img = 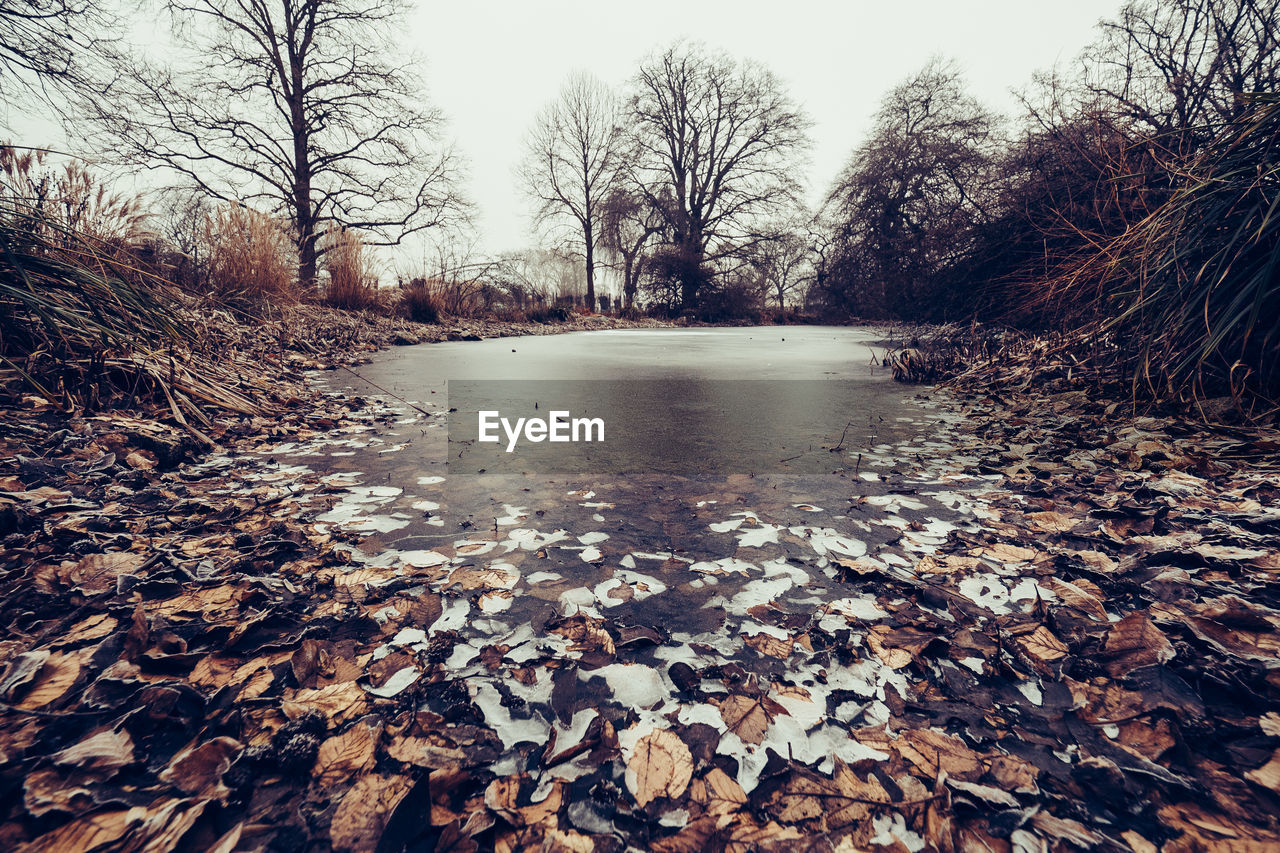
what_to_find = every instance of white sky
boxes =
[412,0,1126,255]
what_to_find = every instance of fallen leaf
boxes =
[1026,510,1077,533]
[743,631,794,659]
[330,774,414,852]
[975,542,1037,564]
[386,735,466,769]
[23,768,95,817]
[18,809,133,853]
[627,728,693,807]
[160,737,242,799]
[485,777,563,825]
[53,729,134,772]
[62,552,145,595]
[282,681,369,726]
[689,767,747,817]
[314,722,378,786]
[894,729,983,780]
[718,694,785,746]
[1101,613,1175,677]
[1017,625,1069,673]
[1246,748,1280,794]
[17,650,85,709]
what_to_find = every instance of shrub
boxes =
[1114,94,1280,404]
[695,283,761,323]
[1046,94,1280,407]
[526,304,572,323]
[400,281,440,323]
[201,203,295,308]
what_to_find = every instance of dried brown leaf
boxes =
[627,728,693,807]
[314,722,378,786]
[1017,625,1069,672]
[17,650,85,709]
[1246,748,1280,794]
[743,631,793,659]
[23,768,94,818]
[18,808,133,853]
[159,737,242,799]
[282,681,369,726]
[52,729,134,772]
[894,729,982,781]
[1101,613,1175,677]
[386,735,466,769]
[63,552,145,595]
[718,694,784,746]
[689,767,747,817]
[330,774,414,852]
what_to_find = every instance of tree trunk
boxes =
[583,223,596,310]
[679,236,702,311]
[680,274,698,312]
[289,54,317,291]
[623,254,636,308]
[297,216,317,291]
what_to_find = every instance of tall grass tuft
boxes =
[1113,95,1280,409]
[1033,96,1280,413]
[399,278,440,323]
[0,147,149,252]
[1,147,183,399]
[200,203,296,309]
[0,203,186,373]
[323,227,379,310]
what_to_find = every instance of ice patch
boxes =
[585,664,671,709]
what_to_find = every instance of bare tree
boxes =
[1085,0,1280,159]
[629,42,811,310]
[88,0,465,288]
[519,71,621,309]
[825,58,1000,318]
[600,185,664,309]
[754,226,809,310]
[0,0,115,113]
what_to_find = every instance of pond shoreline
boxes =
[2,315,1279,851]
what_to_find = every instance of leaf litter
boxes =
[3,337,1280,851]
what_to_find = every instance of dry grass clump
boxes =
[0,150,276,419]
[1,147,182,389]
[0,147,149,252]
[397,278,440,323]
[1034,95,1280,413]
[200,203,296,309]
[323,227,379,310]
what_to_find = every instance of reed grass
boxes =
[323,227,379,310]
[1028,95,1280,413]
[1113,95,1280,409]
[0,150,275,419]
[200,203,297,309]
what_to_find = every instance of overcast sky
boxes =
[4,0,1128,268]
[412,0,1126,255]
